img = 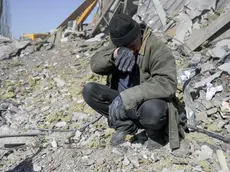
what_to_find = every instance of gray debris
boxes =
[33,164,42,172]
[174,13,193,43]
[197,145,213,160]
[202,100,214,110]
[86,33,105,43]
[207,107,218,116]
[219,62,230,74]
[200,62,215,73]
[208,39,230,58]
[189,52,201,66]
[196,111,208,122]
[185,0,217,19]
[54,77,66,87]
[55,121,67,128]
[194,71,223,88]
[224,125,230,133]
[129,155,139,168]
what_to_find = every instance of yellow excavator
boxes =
[21,33,49,41]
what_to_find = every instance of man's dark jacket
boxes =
[90,27,181,150]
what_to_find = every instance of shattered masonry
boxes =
[1,0,230,171]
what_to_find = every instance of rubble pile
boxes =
[0,0,230,171]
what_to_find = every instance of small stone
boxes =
[40,106,50,112]
[189,53,201,65]
[221,101,230,113]
[196,111,208,122]
[54,77,66,87]
[162,168,170,172]
[33,164,42,172]
[192,166,203,172]
[123,157,130,166]
[207,123,219,132]
[197,145,213,160]
[55,121,67,128]
[151,153,159,162]
[112,148,123,156]
[96,157,105,165]
[206,108,218,116]
[51,139,58,148]
[73,130,82,140]
[224,125,230,133]
[129,156,139,168]
[217,121,226,129]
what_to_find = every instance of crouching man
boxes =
[83,14,181,150]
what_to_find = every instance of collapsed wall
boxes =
[0,0,11,37]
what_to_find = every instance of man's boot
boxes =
[145,129,167,150]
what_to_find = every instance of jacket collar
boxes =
[139,27,152,56]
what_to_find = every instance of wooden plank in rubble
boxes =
[185,8,230,51]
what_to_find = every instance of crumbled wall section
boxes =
[136,0,230,31]
[137,0,186,30]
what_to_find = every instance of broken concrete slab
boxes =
[197,145,213,160]
[207,107,218,116]
[152,0,167,26]
[185,0,217,19]
[196,111,208,122]
[185,8,230,51]
[208,39,230,58]
[219,61,230,74]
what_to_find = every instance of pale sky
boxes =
[10,0,97,38]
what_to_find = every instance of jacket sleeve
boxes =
[120,42,177,110]
[90,42,116,75]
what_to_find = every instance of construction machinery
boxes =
[57,0,98,30]
[21,33,48,41]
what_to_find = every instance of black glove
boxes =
[109,96,127,123]
[115,47,135,73]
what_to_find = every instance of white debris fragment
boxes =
[206,83,223,100]
[54,77,66,87]
[86,33,105,43]
[55,121,67,128]
[73,130,82,140]
[33,164,42,172]
[219,62,230,74]
[123,156,130,166]
[197,145,213,160]
[174,13,192,43]
[61,37,68,42]
[51,139,58,148]
[221,101,230,113]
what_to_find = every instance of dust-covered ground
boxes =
[0,37,230,172]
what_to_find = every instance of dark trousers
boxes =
[82,82,168,137]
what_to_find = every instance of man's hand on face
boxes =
[113,47,135,73]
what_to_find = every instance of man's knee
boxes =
[82,82,97,105]
[138,99,168,130]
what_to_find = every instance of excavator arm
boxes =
[57,0,98,29]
